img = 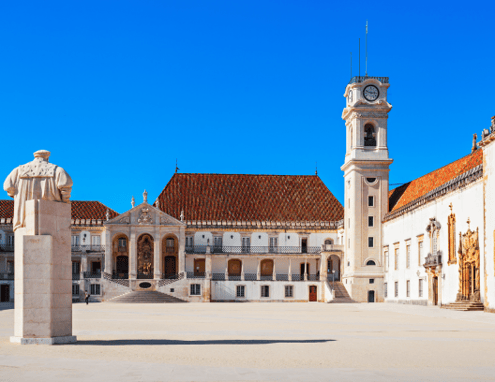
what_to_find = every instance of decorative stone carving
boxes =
[3,150,73,231]
[137,234,153,277]
[355,112,389,119]
[138,207,153,225]
[131,196,135,208]
[118,216,130,224]
[447,204,457,265]
[143,189,148,203]
[456,219,480,302]
[160,216,176,225]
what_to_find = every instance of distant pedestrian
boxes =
[85,291,90,305]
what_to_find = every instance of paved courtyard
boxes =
[1,302,495,381]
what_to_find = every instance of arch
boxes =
[364,123,377,147]
[327,254,341,281]
[137,233,154,279]
[112,233,129,277]
[228,259,242,276]
[366,259,376,266]
[260,259,274,276]
[324,239,333,245]
[162,234,179,278]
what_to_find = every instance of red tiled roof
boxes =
[389,149,483,213]
[0,200,118,221]
[155,173,344,222]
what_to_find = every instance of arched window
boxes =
[364,124,376,147]
[166,238,175,253]
[324,239,333,245]
[366,260,376,266]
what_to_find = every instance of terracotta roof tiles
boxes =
[156,173,344,222]
[388,149,483,213]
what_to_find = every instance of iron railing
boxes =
[72,273,81,281]
[0,245,14,252]
[112,272,129,280]
[162,273,181,280]
[185,245,321,255]
[204,273,321,282]
[0,273,14,280]
[348,76,389,84]
[187,272,206,279]
[83,271,101,279]
[71,245,107,253]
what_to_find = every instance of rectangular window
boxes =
[71,235,80,246]
[236,285,245,298]
[285,285,293,298]
[7,261,14,274]
[419,279,424,297]
[72,284,80,296]
[261,285,270,298]
[269,237,278,253]
[7,235,14,246]
[385,250,389,270]
[395,248,399,270]
[242,237,251,253]
[384,282,388,298]
[90,284,101,295]
[369,279,375,284]
[190,284,201,296]
[368,216,374,227]
[394,281,398,297]
[406,280,410,297]
[91,235,101,246]
[72,262,80,274]
[118,238,127,248]
[214,237,222,249]
[418,241,423,265]
[406,244,411,269]
[185,237,193,249]
[368,196,374,207]
[368,237,374,248]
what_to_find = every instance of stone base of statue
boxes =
[10,199,76,345]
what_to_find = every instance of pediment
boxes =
[105,202,185,227]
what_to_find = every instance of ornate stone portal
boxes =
[447,204,457,265]
[456,219,480,302]
[137,234,154,278]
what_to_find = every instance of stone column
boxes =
[12,200,76,344]
[256,258,261,281]
[104,231,112,276]
[154,234,162,280]
[304,257,308,281]
[178,227,186,275]
[320,255,327,281]
[129,233,137,279]
[272,260,276,281]
[240,260,244,281]
[205,254,212,280]
[224,256,228,280]
[288,258,292,281]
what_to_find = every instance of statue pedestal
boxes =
[10,199,76,345]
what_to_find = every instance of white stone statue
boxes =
[3,150,73,231]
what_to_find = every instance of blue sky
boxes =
[1,1,494,213]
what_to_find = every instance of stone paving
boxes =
[1,302,495,381]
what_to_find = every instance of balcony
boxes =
[83,271,101,279]
[185,246,321,255]
[424,252,442,268]
[72,273,81,281]
[321,244,345,252]
[348,76,389,84]
[0,245,14,253]
[71,245,107,253]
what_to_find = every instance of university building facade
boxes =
[1,75,495,310]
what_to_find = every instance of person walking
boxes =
[85,291,90,305]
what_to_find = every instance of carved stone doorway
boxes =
[137,234,154,279]
[457,225,480,302]
[164,256,177,278]
[116,255,129,277]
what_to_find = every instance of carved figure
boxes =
[3,150,73,231]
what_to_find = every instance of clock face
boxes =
[363,85,379,101]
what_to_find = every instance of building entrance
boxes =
[368,290,375,303]
[309,286,317,302]
[1,284,10,302]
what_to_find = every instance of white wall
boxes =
[383,180,483,305]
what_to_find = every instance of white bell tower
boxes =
[341,76,393,302]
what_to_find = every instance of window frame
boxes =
[285,285,294,298]
[190,283,201,296]
[406,280,410,298]
[236,285,246,298]
[368,237,374,248]
[368,216,374,227]
[90,284,101,296]
[261,285,270,298]
[368,196,375,207]
[394,281,399,298]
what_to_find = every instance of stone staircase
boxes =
[108,290,187,304]
[329,281,357,303]
[441,301,484,311]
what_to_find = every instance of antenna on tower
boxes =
[315,161,318,176]
[175,159,179,173]
[358,38,361,77]
[365,20,368,76]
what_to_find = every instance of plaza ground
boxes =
[1,302,495,381]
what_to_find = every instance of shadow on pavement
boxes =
[74,339,335,346]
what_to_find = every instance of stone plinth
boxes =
[10,199,76,345]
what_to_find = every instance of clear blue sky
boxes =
[1,1,494,214]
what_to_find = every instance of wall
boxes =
[383,179,483,305]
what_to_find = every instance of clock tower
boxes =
[341,76,393,302]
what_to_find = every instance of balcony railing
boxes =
[71,245,107,253]
[348,76,389,84]
[321,244,345,252]
[201,273,321,282]
[0,245,14,252]
[72,273,81,281]
[83,271,101,279]
[112,272,129,280]
[185,245,321,255]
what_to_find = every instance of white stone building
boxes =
[1,75,495,310]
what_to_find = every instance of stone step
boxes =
[109,291,187,303]
[441,302,484,311]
